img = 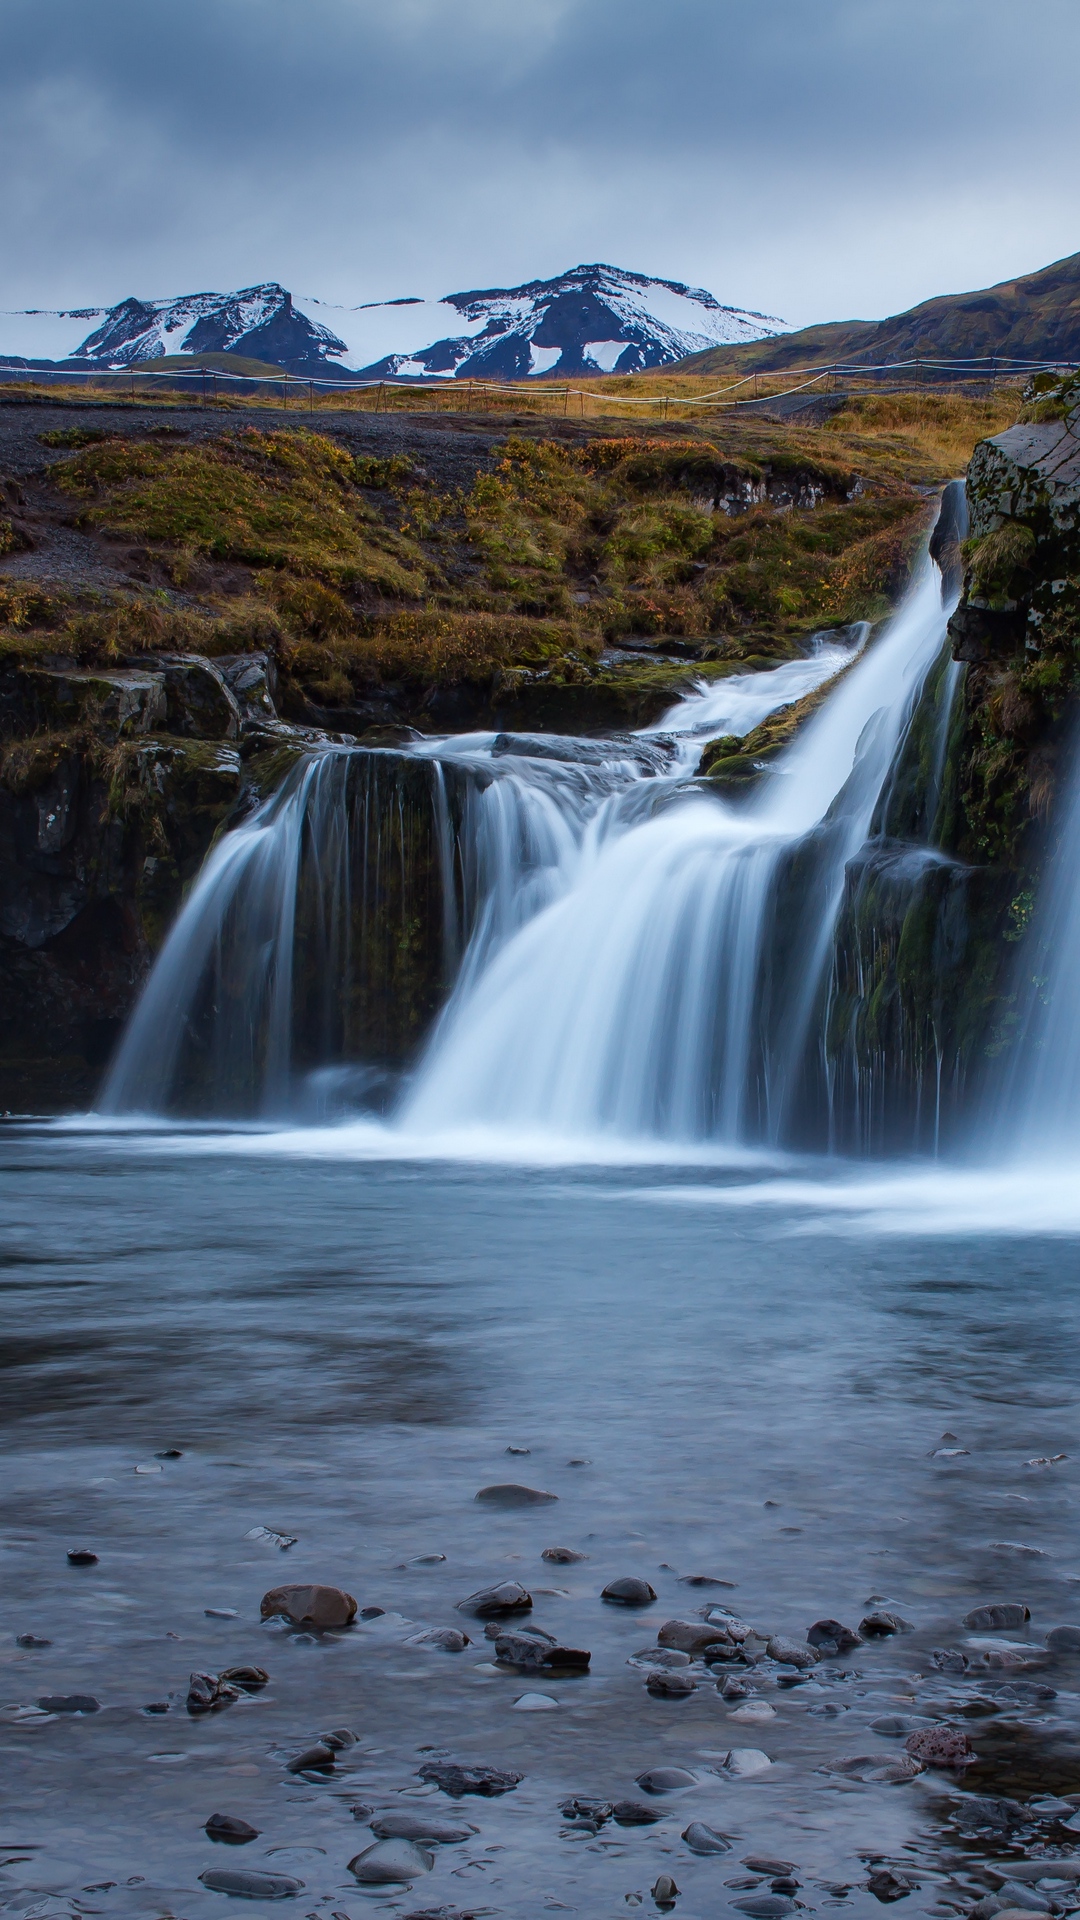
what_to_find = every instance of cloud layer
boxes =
[3,0,1079,328]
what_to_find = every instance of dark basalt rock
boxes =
[16,1634,51,1647]
[66,1548,98,1565]
[859,1608,914,1636]
[457,1581,532,1618]
[612,1799,663,1825]
[494,1629,589,1672]
[200,1868,303,1898]
[601,1576,656,1605]
[205,1812,260,1843]
[560,1797,613,1830]
[37,1693,99,1713]
[219,1664,268,1691]
[646,1669,696,1697]
[287,1742,337,1773]
[370,1812,477,1843]
[807,1617,861,1654]
[475,1482,557,1506]
[867,1869,915,1903]
[542,1546,587,1563]
[963,1602,1030,1630]
[187,1670,240,1714]
[418,1761,523,1798]
[1046,1624,1080,1651]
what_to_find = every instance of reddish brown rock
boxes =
[260,1583,357,1628]
[905,1724,972,1766]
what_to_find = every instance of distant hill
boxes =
[0,266,786,382]
[675,250,1080,378]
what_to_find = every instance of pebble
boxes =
[729,1701,776,1723]
[734,1898,795,1918]
[260,1582,357,1628]
[286,1742,336,1773]
[1045,1625,1080,1651]
[807,1618,861,1654]
[722,1748,773,1777]
[744,1857,796,1875]
[612,1799,663,1824]
[187,1671,240,1714]
[457,1582,533,1617]
[865,1871,914,1904]
[370,1812,477,1843]
[418,1761,523,1797]
[513,1691,559,1709]
[560,1797,612,1829]
[407,1628,472,1652]
[205,1813,260,1843]
[349,1839,435,1884]
[859,1608,913,1636]
[204,1608,239,1619]
[635,1767,697,1793]
[542,1547,587,1563]
[36,1694,99,1713]
[219,1664,269,1691]
[475,1483,557,1506]
[652,1876,679,1909]
[134,1462,163,1474]
[601,1577,656,1605]
[494,1630,590,1671]
[683,1822,732,1854]
[646,1670,696,1697]
[155,1449,183,1459]
[16,1634,51,1648]
[506,1445,531,1454]
[963,1603,1030,1631]
[658,1619,727,1654]
[629,1647,692,1670]
[905,1724,972,1766]
[66,1548,98,1566]
[766,1635,817,1668]
[319,1727,358,1750]
[720,1676,750,1700]
[199,1868,302,1897]
[679,1574,737,1588]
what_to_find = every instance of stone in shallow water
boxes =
[37,1694,99,1713]
[723,1748,773,1777]
[66,1547,98,1566]
[683,1822,732,1854]
[652,1877,679,1909]
[646,1670,696,1697]
[560,1797,612,1827]
[418,1761,524,1797]
[199,1868,302,1898]
[860,1608,913,1636]
[735,1899,796,1919]
[542,1546,587,1563]
[905,1724,972,1766]
[743,1856,796,1875]
[659,1618,727,1654]
[286,1742,336,1773]
[371,1811,477,1843]
[1045,1624,1080,1651]
[457,1581,532,1618]
[16,1634,51,1648]
[205,1812,260,1843]
[613,1799,663,1824]
[475,1483,557,1506]
[636,1766,697,1793]
[866,1869,915,1904]
[807,1617,861,1654]
[350,1838,435,1884]
[766,1635,817,1668]
[963,1602,1030,1631]
[513,1691,558,1709]
[679,1573,737,1587]
[260,1582,356,1628]
[408,1627,472,1651]
[602,1576,656,1605]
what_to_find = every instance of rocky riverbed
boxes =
[3,1134,1080,1918]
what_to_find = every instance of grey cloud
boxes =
[2,0,1079,327]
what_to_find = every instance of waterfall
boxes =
[402,562,952,1146]
[1003,735,1080,1154]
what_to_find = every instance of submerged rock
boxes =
[205,1812,260,1843]
[683,1822,732,1854]
[1046,1624,1080,1651]
[601,1576,656,1605]
[457,1582,532,1618]
[658,1618,726,1654]
[66,1548,98,1566]
[350,1839,435,1885]
[199,1868,302,1898]
[647,1670,696,1697]
[905,1724,973,1766]
[860,1608,913,1636]
[407,1627,471,1651]
[260,1583,357,1628]
[963,1603,1030,1630]
[287,1742,336,1773]
[542,1546,587,1563]
[613,1799,663,1824]
[807,1618,861,1654]
[418,1761,523,1797]
[475,1483,557,1506]
[36,1694,98,1714]
[370,1812,477,1843]
[635,1767,697,1793]
[766,1634,817,1667]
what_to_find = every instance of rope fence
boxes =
[0,352,1075,417]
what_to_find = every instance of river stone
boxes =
[730,1700,776,1723]
[871,1715,936,1737]
[319,1727,358,1751]
[647,1670,696,1697]
[963,1603,1030,1631]
[36,1693,99,1713]
[543,1547,587,1563]
[860,1608,914,1636]
[515,1691,559,1709]
[807,1618,861,1654]
[560,1797,613,1827]
[602,1576,656,1605]
[287,1742,336,1773]
[744,1856,796,1874]
[652,1877,679,1908]
[906,1724,972,1766]
[17,1634,51,1648]
[219,1664,269,1691]
[636,1767,697,1793]
[457,1582,532,1618]
[418,1761,524,1797]
[679,1574,737,1588]
[188,1671,240,1713]
[350,1839,434,1885]
[629,1646,693,1670]
[683,1822,732,1854]
[494,1630,589,1671]
[993,1886,1054,1913]
[735,1900,795,1919]
[723,1748,773,1776]
[658,1618,727,1654]
[371,1812,477,1843]
[866,1869,915,1904]
[205,1813,260,1842]
[260,1583,357,1628]
[66,1548,98,1565]
[766,1635,817,1668]
[475,1483,557,1506]
[1045,1624,1080,1651]
[408,1628,472,1651]
[199,1868,302,1898]
[613,1801,662,1824]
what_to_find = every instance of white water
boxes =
[403,565,949,1144]
[1007,735,1080,1153]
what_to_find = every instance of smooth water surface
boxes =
[3,1129,1080,1918]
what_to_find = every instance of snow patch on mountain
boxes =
[0,264,786,379]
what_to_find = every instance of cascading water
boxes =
[98,545,960,1148]
[403,564,952,1145]
[1001,734,1080,1154]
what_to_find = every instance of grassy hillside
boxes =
[676,249,1080,378]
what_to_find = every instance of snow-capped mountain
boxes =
[0,265,786,379]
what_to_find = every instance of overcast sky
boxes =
[3,0,1079,330]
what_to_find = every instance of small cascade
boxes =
[1003,736,1080,1154]
[98,749,478,1118]
[403,563,953,1146]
